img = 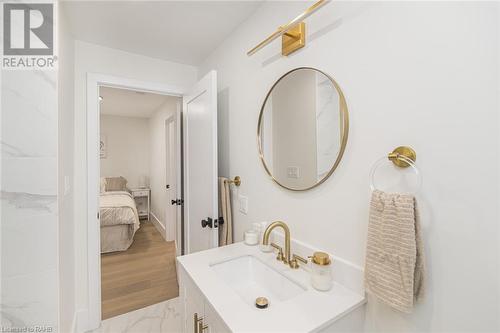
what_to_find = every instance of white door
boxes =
[164,102,183,255]
[164,115,177,242]
[183,70,218,254]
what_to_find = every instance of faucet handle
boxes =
[270,243,284,262]
[290,254,308,269]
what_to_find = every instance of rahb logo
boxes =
[2,3,57,69]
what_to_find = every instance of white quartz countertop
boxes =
[177,242,366,332]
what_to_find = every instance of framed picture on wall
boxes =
[100,134,107,159]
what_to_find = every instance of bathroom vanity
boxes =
[177,240,366,332]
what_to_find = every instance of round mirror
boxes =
[257,67,349,191]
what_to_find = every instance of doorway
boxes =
[98,85,182,319]
[86,72,219,330]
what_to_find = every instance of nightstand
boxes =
[130,188,150,221]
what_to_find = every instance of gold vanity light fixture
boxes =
[247,0,329,57]
[388,146,417,168]
[224,176,241,187]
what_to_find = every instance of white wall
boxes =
[1,30,59,333]
[149,99,180,231]
[100,115,150,189]
[58,4,76,333]
[73,40,197,329]
[199,1,499,332]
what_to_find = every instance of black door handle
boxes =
[171,199,184,205]
[201,217,213,228]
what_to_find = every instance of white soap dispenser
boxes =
[310,252,333,291]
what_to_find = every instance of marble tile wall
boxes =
[1,69,59,330]
[91,298,182,333]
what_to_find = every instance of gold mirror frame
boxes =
[257,67,349,192]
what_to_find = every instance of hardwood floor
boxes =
[101,221,179,319]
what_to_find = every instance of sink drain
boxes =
[255,297,269,309]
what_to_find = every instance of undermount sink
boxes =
[210,255,306,307]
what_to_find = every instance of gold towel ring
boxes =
[388,146,417,168]
[370,146,421,194]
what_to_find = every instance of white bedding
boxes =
[99,191,140,253]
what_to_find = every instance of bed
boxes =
[100,177,140,253]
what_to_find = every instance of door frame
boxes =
[86,73,184,331]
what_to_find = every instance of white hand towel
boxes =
[364,190,425,313]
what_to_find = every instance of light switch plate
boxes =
[238,195,248,215]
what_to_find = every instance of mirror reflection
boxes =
[258,68,348,191]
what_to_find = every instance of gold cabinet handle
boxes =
[194,313,203,333]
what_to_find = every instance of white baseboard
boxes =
[75,309,90,333]
[150,212,167,241]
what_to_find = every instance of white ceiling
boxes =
[62,1,263,65]
[99,86,178,118]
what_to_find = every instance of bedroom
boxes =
[98,86,182,319]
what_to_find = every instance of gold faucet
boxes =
[262,221,291,265]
